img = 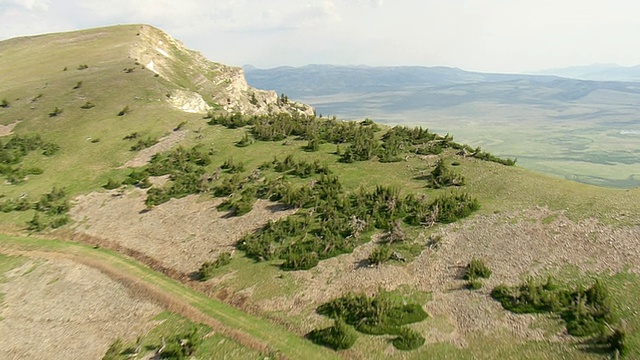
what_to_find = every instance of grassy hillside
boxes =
[1,25,639,359]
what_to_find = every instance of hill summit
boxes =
[0,24,313,117]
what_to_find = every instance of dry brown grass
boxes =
[0,121,20,136]
[69,189,295,274]
[0,257,161,360]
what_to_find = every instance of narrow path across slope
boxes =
[0,234,340,360]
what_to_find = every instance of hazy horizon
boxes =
[1,0,639,74]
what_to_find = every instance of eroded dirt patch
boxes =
[0,258,161,360]
[0,121,20,137]
[70,189,295,274]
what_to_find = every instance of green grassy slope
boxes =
[0,25,199,198]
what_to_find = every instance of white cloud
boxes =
[0,0,639,72]
[1,0,51,11]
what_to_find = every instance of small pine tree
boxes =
[27,212,45,231]
[49,107,63,117]
[117,105,130,116]
[464,258,492,280]
[308,319,358,350]
[368,245,392,265]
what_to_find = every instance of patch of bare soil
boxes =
[70,189,295,274]
[118,130,186,168]
[0,121,20,136]
[0,258,161,360]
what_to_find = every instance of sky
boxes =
[1,0,639,73]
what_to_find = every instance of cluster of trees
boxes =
[261,155,331,178]
[110,114,484,273]
[309,291,427,351]
[239,171,479,270]
[206,112,516,166]
[106,146,213,207]
[0,187,70,231]
[0,134,58,184]
[492,278,626,356]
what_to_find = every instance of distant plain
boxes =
[246,65,640,188]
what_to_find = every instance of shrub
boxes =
[27,212,45,231]
[281,252,319,270]
[103,178,121,190]
[368,245,392,265]
[235,132,253,147]
[317,291,428,335]
[304,138,319,152]
[73,81,83,89]
[308,319,358,350]
[221,158,244,173]
[77,64,88,70]
[162,327,201,359]
[607,325,627,356]
[102,338,124,360]
[492,278,616,340]
[145,188,170,208]
[117,105,130,116]
[41,143,60,156]
[427,158,465,188]
[80,101,95,109]
[0,98,8,108]
[466,279,483,290]
[123,132,139,140]
[464,258,492,280]
[198,252,232,280]
[392,326,425,351]
[49,214,69,228]
[130,137,158,151]
[49,107,63,117]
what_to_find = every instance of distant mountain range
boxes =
[244,64,640,188]
[244,64,640,116]
[533,64,640,82]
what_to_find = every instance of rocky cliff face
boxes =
[129,25,314,116]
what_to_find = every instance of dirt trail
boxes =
[0,245,278,359]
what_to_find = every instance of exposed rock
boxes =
[129,25,314,117]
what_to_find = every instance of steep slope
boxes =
[130,25,313,116]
